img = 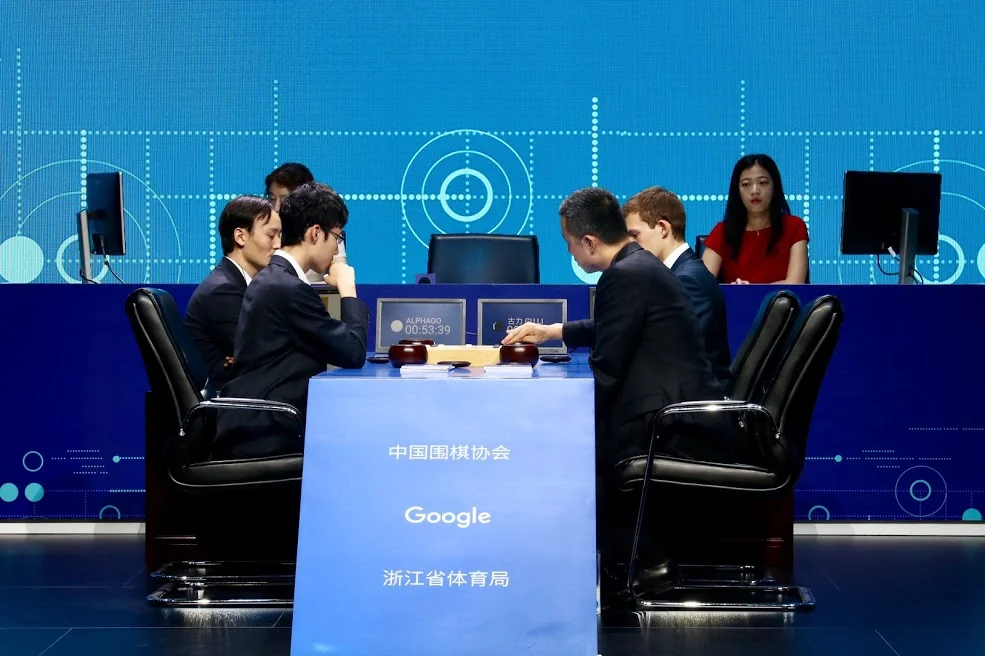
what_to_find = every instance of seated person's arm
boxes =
[561,319,595,349]
[500,318,594,349]
[701,223,726,281]
[773,240,808,284]
[677,274,711,332]
[292,264,368,368]
[202,283,246,377]
[586,268,644,402]
[701,248,723,279]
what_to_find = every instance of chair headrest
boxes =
[427,234,540,284]
[762,294,844,475]
[730,290,801,401]
[125,287,210,411]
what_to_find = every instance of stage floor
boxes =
[0,534,981,655]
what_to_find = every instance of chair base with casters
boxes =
[146,489,301,606]
[146,496,301,606]
[676,564,777,586]
[614,527,811,612]
[150,560,296,583]
[147,560,297,607]
[147,581,296,607]
[631,581,815,612]
[621,401,815,613]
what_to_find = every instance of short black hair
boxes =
[279,182,349,247]
[217,195,273,255]
[558,187,627,245]
[265,163,314,193]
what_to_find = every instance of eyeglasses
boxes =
[330,229,346,244]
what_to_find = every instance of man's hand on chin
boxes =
[323,261,357,298]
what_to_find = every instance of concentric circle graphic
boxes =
[571,255,602,284]
[931,233,965,285]
[0,158,182,283]
[440,168,494,222]
[895,465,947,517]
[22,451,43,473]
[401,130,533,248]
[893,158,984,284]
[99,505,121,519]
[807,505,831,521]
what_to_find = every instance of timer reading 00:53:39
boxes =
[403,324,452,335]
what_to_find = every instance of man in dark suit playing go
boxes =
[215,183,369,458]
[185,195,282,390]
[502,187,729,599]
[624,186,734,394]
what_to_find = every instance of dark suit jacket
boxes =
[214,255,369,458]
[563,242,730,470]
[184,257,247,390]
[670,247,734,394]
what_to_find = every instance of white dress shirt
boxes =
[224,256,253,285]
[273,249,311,284]
[662,242,691,270]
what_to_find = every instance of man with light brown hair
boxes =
[624,186,733,392]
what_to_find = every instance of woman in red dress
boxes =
[701,154,809,284]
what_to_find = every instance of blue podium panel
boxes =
[477,298,568,353]
[292,366,598,656]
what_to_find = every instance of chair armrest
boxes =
[652,399,778,439]
[179,397,304,438]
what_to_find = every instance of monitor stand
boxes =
[897,208,919,285]
[77,210,94,283]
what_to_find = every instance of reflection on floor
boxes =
[0,534,982,655]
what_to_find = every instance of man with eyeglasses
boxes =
[214,182,369,458]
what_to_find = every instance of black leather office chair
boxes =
[427,234,540,283]
[728,290,800,401]
[126,288,303,606]
[617,295,843,611]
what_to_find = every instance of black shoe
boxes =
[634,558,675,596]
[608,551,677,599]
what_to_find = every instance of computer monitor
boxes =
[841,171,941,284]
[78,172,126,283]
[84,172,126,256]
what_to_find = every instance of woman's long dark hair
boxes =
[722,154,790,259]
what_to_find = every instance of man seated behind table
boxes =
[623,186,734,393]
[184,195,281,390]
[265,162,347,282]
[214,183,369,458]
[502,187,731,596]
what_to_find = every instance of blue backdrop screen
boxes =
[1,1,984,286]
